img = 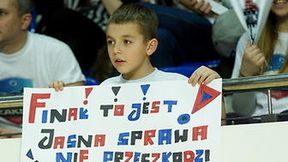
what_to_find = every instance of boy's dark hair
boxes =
[13,0,33,15]
[108,3,158,41]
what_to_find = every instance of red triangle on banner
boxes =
[192,84,221,114]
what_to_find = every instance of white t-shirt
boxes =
[0,32,85,130]
[101,68,188,85]
[232,32,288,116]
[0,32,85,94]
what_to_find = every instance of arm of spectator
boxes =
[188,66,220,86]
[0,128,21,139]
[101,0,123,15]
[239,42,266,77]
[178,0,212,16]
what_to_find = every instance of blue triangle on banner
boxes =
[201,92,212,103]
[141,84,150,96]
[26,149,34,160]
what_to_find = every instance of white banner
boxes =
[21,80,222,162]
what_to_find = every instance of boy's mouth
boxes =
[273,0,288,5]
[115,59,125,63]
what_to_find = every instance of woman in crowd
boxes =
[231,0,288,120]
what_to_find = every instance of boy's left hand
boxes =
[49,81,65,91]
[188,66,220,86]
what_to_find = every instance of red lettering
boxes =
[29,93,51,123]
[114,105,124,116]
[193,125,208,141]
[184,151,195,162]
[144,130,156,146]
[151,153,160,162]
[79,150,89,162]
[125,152,133,162]
[53,136,65,149]
[150,101,160,113]
[68,108,78,121]
[94,135,106,147]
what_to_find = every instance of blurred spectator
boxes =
[143,2,219,67]
[33,0,107,72]
[231,1,288,119]
[164,0,245,58]
[0,0,85,136]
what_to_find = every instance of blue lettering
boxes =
[118,132,129,145]
[67,134,77,148]
[103,151,113,162]
[163,100,177,112]
[162,152,172,162]
[128,103,141,121]
[158,129,172,145]
[56,152,72,162]
[42,110,48,123]
[79,108,89,119]
[195,150,204,162]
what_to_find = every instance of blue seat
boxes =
[85,77,99,85]
[29,7,37,32]
[83,59,221,85]
[160,59,221,77]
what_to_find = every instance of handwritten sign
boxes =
[21,80,222,162]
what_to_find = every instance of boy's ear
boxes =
[146,38,158,56]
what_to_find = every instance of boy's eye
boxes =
[124,40,132,44]
[0,11,7,17]
[107,40,114,45]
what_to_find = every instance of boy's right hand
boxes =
[49,81,65,92]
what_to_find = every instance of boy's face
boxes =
[106,22,156,79]
[0,0,31,52]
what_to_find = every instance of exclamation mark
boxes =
[83,87,93,105]
[26,149,34,160]
[112,86,121,102]
[141,84,150,101]
[26,149,39,162]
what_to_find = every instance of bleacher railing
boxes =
[223,74,288,118]
[223,74,288,94]
[0,95,23,109]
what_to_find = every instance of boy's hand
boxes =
[188,66,220,86]
[49,81,65,91]
[239,42,266,77]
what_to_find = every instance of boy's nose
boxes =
[113,43,121,54]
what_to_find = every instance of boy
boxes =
[51,3,225,124]
[101,3,220,85]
